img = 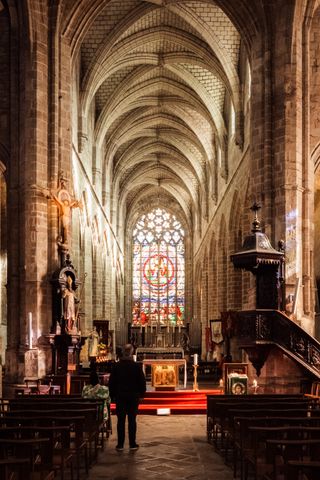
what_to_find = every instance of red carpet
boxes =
[111,389,220,415]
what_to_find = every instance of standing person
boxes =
[108,344,146,452]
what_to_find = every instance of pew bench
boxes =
[0,437,55,480]
[243,426,320,480]
[263,438,320,480]
[207,394,307,444]
[0,458,31,480]
[286,460,320,480]
[0,414,88,480]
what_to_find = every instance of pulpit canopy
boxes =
[230,203,284,271]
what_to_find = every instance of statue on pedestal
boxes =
[88,327,100,358]
[51,257,80,334]
[62,274,79,333]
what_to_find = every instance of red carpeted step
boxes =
[141,396,207,403]
[110,389,220,415]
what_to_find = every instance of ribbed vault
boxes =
[71,0,246,235]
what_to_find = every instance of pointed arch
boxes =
[218,216,228,314]
[228,190,243,309]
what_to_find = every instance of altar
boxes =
[142,359,187,390]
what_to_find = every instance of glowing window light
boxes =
[132,208,185,327]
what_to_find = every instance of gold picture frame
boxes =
[152,364,178,389]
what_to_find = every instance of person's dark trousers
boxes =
[116,397,139,447]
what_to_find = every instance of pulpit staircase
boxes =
[235,309,320,380]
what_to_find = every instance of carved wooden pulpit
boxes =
[230,204,285,375]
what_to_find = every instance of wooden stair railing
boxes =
[235,310,320,379]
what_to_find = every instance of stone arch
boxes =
[200,251,209,359]
[228,190,243,310]
[218,215,228,314]
[193,259,202,348]
[208,232,218,320]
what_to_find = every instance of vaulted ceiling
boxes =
[75,0,244,234]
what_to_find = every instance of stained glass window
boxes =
[132,208,185,326]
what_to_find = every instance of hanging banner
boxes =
[210,320,224,345]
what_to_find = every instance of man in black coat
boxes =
[109,344,146,451]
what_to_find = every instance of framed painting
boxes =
[210,319,224,344]
[222,363,248,394]
[152,364,178,389]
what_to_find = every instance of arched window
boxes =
[132,208,185,326]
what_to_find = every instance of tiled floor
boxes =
[88,414,233,480]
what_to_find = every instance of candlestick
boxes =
[219,378,224,393]
[193,364,199,392]
[252,379,258,394]
[28,312,33,349]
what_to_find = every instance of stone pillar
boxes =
[6,4,52,380]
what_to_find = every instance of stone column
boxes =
[6,4,51,382]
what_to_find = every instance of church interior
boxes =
[0,0,320,480]
[1,0,320,477]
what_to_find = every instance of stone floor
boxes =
[88,414,233,480]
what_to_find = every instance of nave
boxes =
[88,415,233,480]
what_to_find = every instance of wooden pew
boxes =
[0,458,31,480]
[0,414,87,480]
[19,425,75,480]
[287,460,320,480]
[6,403,101,465]
[216,403,313,457]
[206,394,307,443]
[263,438,320,480]
[9,397,109,449]
[244,426,320,480]
[0,437,54,480]
[233,417,320,480]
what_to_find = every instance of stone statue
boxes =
[88,326,100,357]
[62,275,78,333]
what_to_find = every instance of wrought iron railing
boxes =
[235,309,320,378]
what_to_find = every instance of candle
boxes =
[133,355,137,362]
[28,312,32,349]
[253,379,257,388]
[194,354,198,365]
[219,378,224,388]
